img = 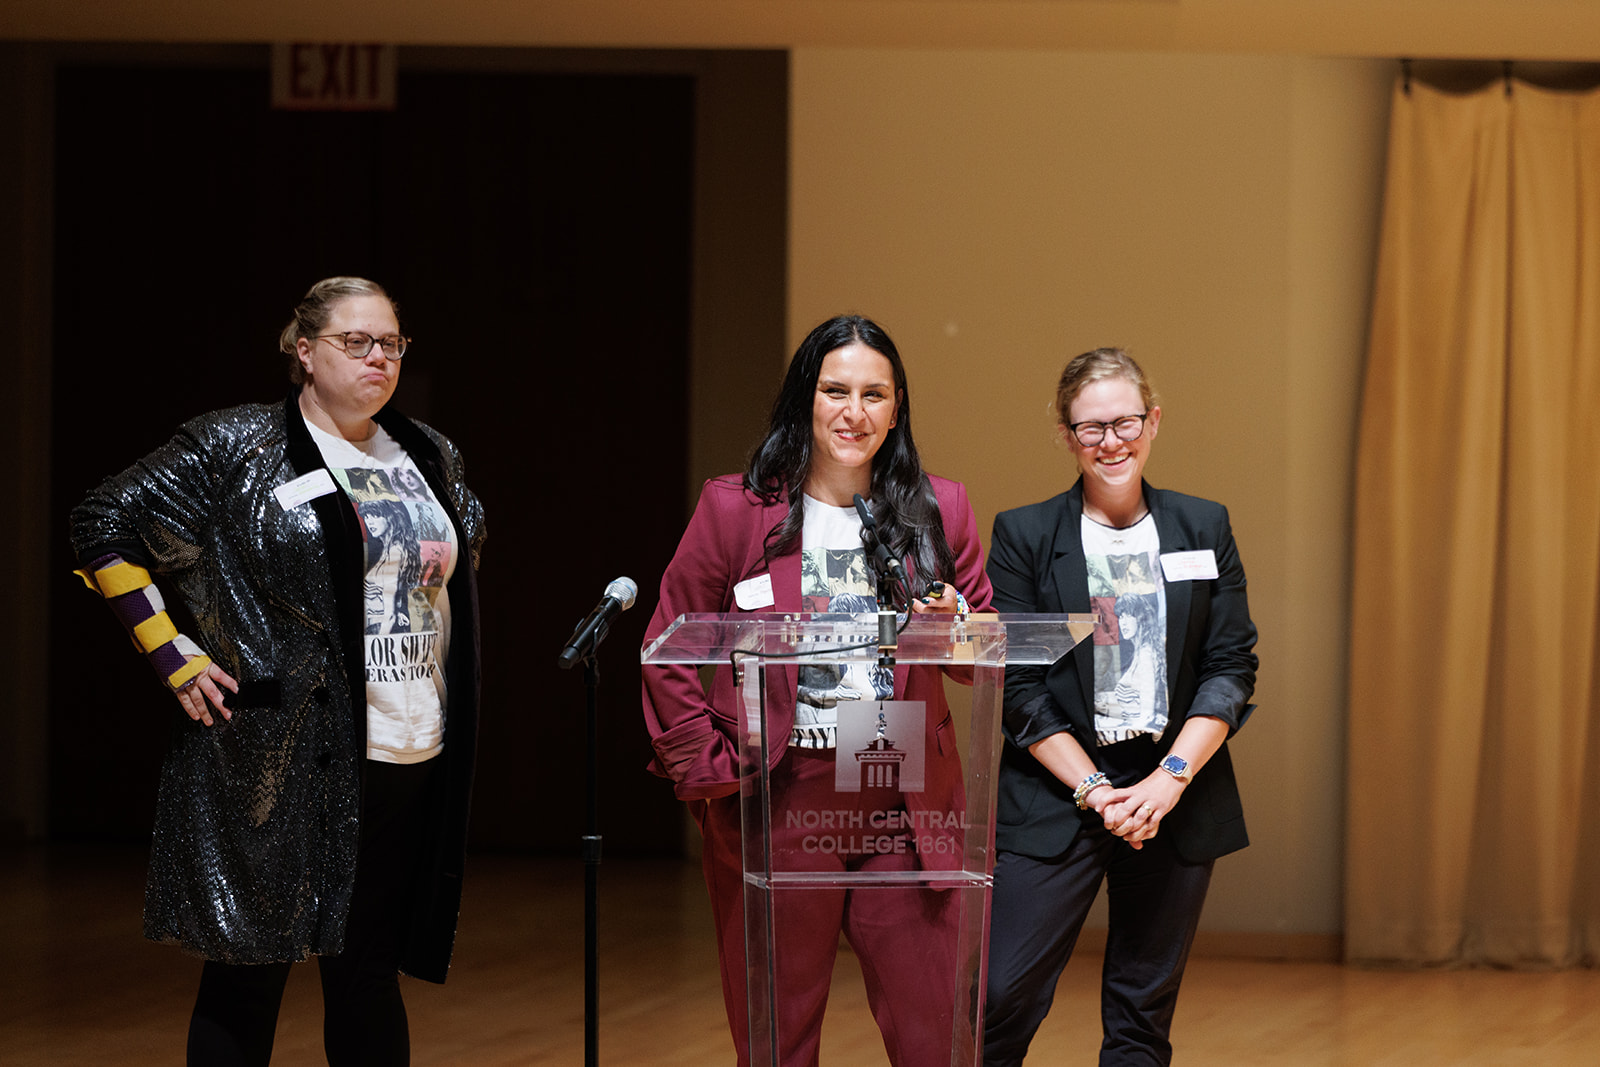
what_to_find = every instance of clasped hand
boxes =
[1089,773,1187,850]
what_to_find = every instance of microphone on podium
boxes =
[852,494,910,592]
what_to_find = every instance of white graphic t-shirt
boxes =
[792,495,894,749]
[1082,513,1169,745]
[307,420,459,764]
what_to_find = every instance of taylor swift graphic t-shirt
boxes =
[307,420,459,764]
[1081,513,1169,745]
[792,494,895,749]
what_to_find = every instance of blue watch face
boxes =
[1162,754,1188,775]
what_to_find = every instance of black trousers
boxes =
[983,737,1214,1067]
[187,758,436,1067]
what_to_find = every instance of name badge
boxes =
[1160,550,1218,582]
[734,573,775,610]
[274,469,338,511]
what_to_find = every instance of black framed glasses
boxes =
[316,331,409,361]
[1067,412,1148,447]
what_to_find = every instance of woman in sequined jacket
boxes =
[71,277,485,1066]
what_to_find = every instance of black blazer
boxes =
[987,480,1258,863]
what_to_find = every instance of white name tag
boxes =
[274,468,338,511]
[734,573,775,610]
[1160,550,1218,582]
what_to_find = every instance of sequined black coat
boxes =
[70,391,485,983]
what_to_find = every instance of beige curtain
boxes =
[1347,78,1600,966]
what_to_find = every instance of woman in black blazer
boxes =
[982,348,1258,1066]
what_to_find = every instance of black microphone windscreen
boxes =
[852,493,877,533]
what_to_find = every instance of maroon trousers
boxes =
[695,747,958,1067]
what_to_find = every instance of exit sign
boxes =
[270,43,397,111]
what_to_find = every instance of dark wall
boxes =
[46,52,778,856]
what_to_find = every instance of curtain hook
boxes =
[1401,57,1412,96]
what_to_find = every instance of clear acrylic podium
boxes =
[642,612,1093,1066]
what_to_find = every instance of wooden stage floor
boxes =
[5,843,1598,1065]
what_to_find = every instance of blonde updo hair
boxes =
[1053,347,1157,426]
[278,276,397,385]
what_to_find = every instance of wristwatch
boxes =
[1159,753,1191,783]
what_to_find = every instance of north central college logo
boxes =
[789,698,968,860]
[833,701,926,793]
[856,726,906,791]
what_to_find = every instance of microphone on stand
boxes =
[853,494,907,652]
[557,577,638,669]
[852,493,910,593]
[558,577,638,1067]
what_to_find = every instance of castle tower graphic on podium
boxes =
[855,711,907,792]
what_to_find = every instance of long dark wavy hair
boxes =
[744,314,957,591]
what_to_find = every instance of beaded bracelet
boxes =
[1073,771,1111,810]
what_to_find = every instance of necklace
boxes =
[1090,508,1149,546]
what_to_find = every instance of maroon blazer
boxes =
[641,473,994,827]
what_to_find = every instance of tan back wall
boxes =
[788,50,1392,941]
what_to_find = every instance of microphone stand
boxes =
[558,579,634,1067]
[570,632,606,1067]
[582,654,602,1067]
[872,552,907,670]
